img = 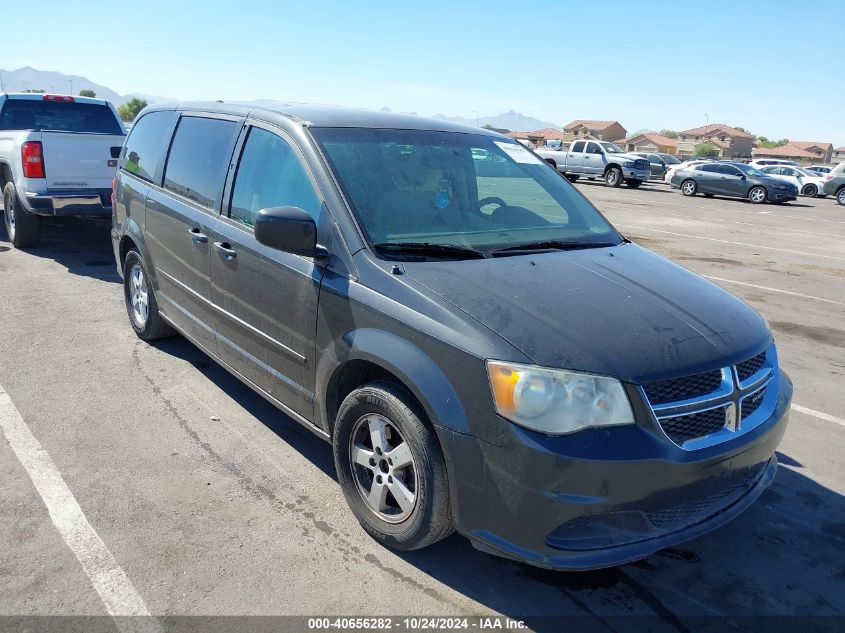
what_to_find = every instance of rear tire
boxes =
[333,380,453,551]
[123,249,176,340]
[605,167,622,187]
[3,183,41,248]
[748,186,767,204]
[837,188,845,206]
[681,180,697,196]
[566,175,579,183]
[801,184,818,197]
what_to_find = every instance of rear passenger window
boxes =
[120,111,178,183]
[571,141,585,153]
[163,116,239,209]
[229,126,321,229]
[718,165,742,176]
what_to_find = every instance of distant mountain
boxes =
[0,67,168,105]
[432,110,560,132]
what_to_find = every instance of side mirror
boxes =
[254,206,328,258]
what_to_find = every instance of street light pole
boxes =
[705,113,709,128]
[473,110,479,127]
[0,69,5,92]
[68,79,73,95]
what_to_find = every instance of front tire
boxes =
[801,184,818,197]
[123,249,176,340]
[681,180,697,196]
[605,167,622,187]
[333,380,453,551]
[748,186,767,204]
[3,183,41,248]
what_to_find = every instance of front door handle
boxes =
[189,228,208,244]
[214,241,237,260]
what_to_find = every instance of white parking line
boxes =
[792,404,845,428]
[616,224,845,262]
[0,385,159,632]
[702,275,845,306]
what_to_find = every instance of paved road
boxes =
[1,185,843,632]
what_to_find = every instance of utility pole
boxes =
[68,79,73,94]
[705,113,709,128]
[473,110,479,127]
[0,69,5,92]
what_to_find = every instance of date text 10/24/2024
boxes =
[307,617,528,630]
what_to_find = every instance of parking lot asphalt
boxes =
[1,184,843,631]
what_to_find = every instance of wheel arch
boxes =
[318,329,470,439]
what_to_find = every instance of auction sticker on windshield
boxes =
[494,141,544,165]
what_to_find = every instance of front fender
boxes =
[316,327,470,436]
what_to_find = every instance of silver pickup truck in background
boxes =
[535,139,652,188]
[0,93,125,247]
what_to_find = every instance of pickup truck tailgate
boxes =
[42,132,124,190]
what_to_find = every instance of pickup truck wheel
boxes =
[681,180,697,196]
[566,175,579,183]
[123,249,176,340]
[3,183,41,248]
[837,188,845,206]
[334,380,453,551]
[625,179,642,188]
[748,186,767,204]
[605,167,622,187]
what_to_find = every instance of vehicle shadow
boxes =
[135,332,845,630]
[0,216,119,283]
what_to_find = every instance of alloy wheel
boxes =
[129,263,149,328]
[838,189,845,206]
[4,197,15,241]
[682,181,696,196]
[349,413,418,524]
[750,187,766,203]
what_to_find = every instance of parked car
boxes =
[112,102,791,571]
[656,153,681,165]
[822,161,845,205]
[632,152,668,179]
[748,158,799,168]
[0,92,125,247]
[534,140,651,187]
[663,159,714,183]
[671,161,799,203]
[759,165,828,197]
[806,164,832,175]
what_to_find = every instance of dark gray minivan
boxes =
[111,103,792,570]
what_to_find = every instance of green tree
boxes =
[78,89,96,98]
[694,142,720,158]
[660,129,679,139]
[757,137,789,149]
[117,98,148,122]
[23,89,46,93]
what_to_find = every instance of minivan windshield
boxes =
[0,99,124,135]
[312,128,621,256]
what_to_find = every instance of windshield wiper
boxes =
[372,242,487,260]
[490,240,618,256]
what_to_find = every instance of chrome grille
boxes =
[659,407,727,445]
[643,370,722,405]
[741,387,766,420]
[634,159,649,170]
[641,347,776,449]
[737,351,766,382]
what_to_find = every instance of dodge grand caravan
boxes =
[111,103,792,570]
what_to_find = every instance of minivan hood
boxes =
[403,244,771,383]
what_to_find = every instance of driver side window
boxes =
[586,142,602,155]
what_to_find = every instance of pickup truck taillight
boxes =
[21,142,45,178]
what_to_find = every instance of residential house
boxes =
[787,142,833,164]
[677,124,755,158]
[563,120,627,142]
[752,144,819,164]
[506,127,565,147]
[831,147,845,166]
[619,132,678,155]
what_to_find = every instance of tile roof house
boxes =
[787,142,833,164]
[752,144,818,161]
[831,147,845,166]
[563,120,627,142]
[506,127,565,147]
[620,132,679,154]
[677,124,755,158]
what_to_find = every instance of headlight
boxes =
[487,361,635,435]
[622,161,634,168]
[773,184,786,190]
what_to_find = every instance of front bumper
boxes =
[625,168,651,182]
[24,189,112,216]
[769,190,798,202]
[439,369,792,571]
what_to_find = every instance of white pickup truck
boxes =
[0,93,125,247]
[534,139,651,188]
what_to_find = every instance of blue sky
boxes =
[2,0,843,145]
